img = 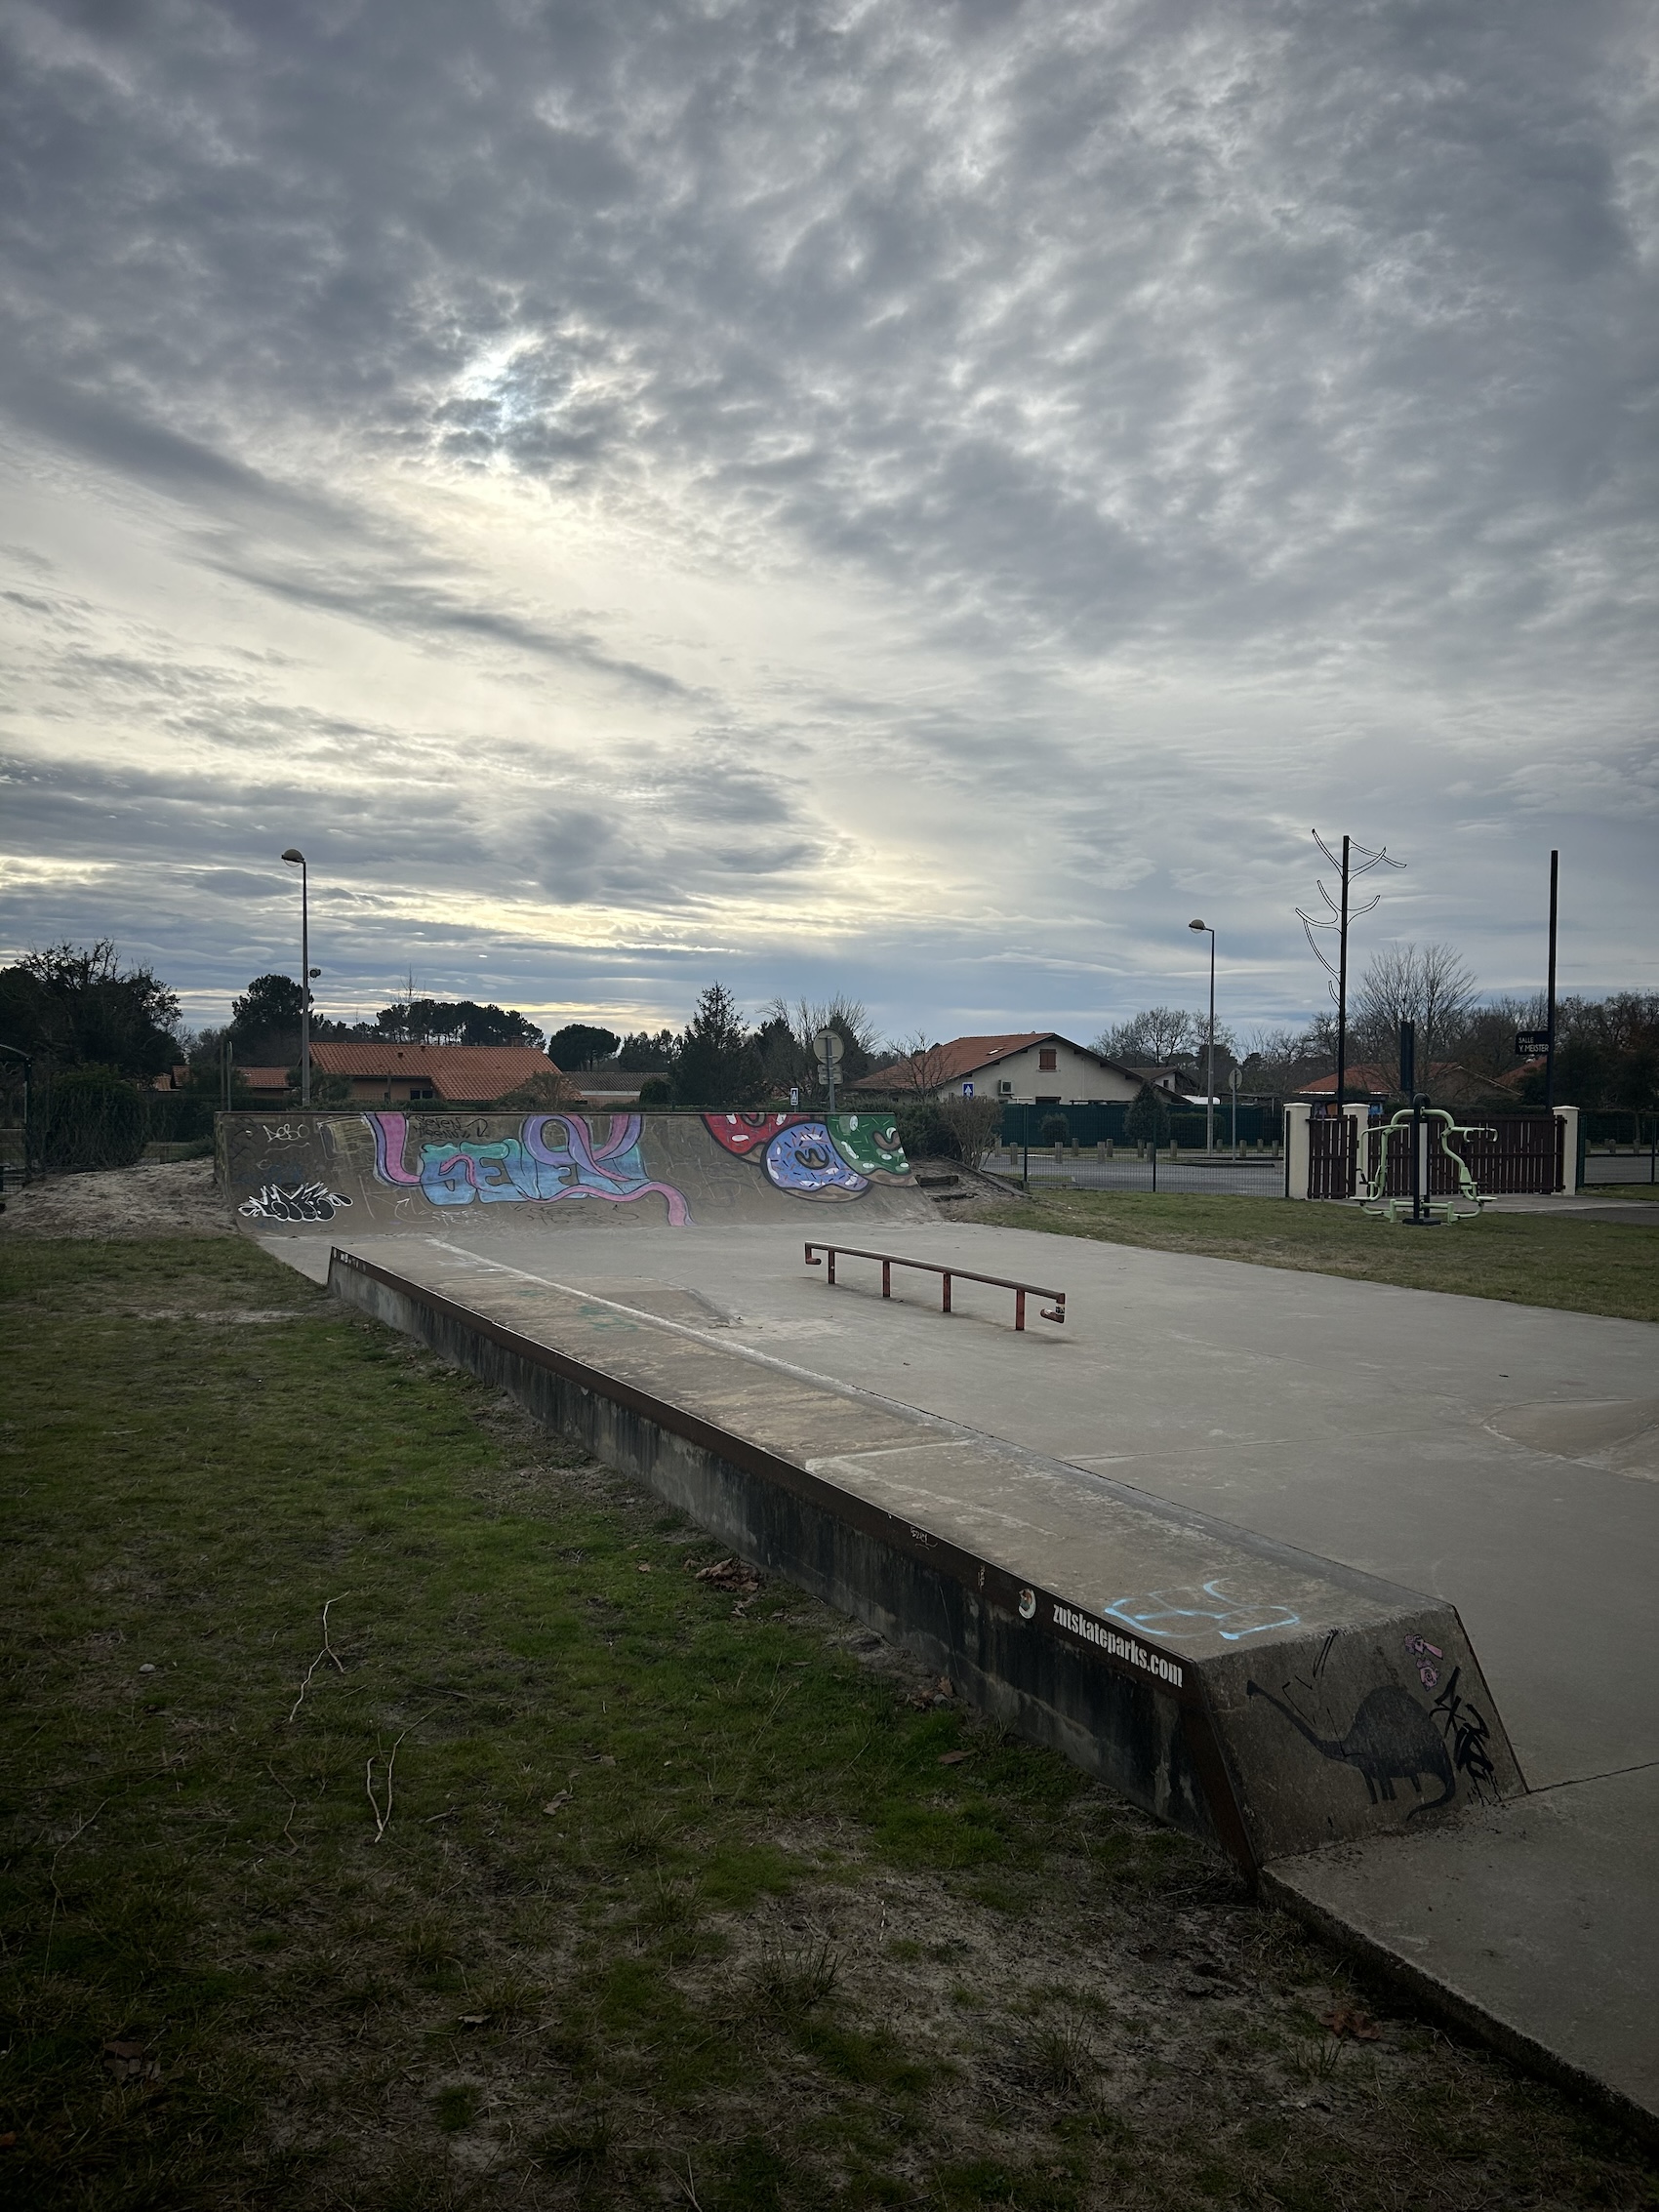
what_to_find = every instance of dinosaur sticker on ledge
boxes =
[1246,1677,1459,1818]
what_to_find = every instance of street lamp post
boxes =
[280,849,311,1108]
[1189,919,1216,1155]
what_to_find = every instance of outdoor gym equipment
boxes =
[1360,1098,1491,1227]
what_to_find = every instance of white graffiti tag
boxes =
[238,1182,354,1224]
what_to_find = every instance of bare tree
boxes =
[1459,992,1549,1080]
[1094,1006,1237,1069]
[495,1066,583,1109]
[936,1094,1003,1172]
[890,1032,951,1097]
[756,994,881,1096]
[1093,1007,1195,1064]
[1352,943,1478,1070]
[1235,1023,1329,1096]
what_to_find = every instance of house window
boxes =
[1038,1048,1057,1072]
[409,1085,436,1103]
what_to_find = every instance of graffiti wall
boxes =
[699,1111,910,1198]
[365,1110,692,1220]
[224,1108,924,1231]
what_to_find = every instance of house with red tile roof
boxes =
[308,1042,565,1106]
[1293,1062,1521,1108]
[851,1032,1169,1107]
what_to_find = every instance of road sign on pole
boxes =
[813,1027,843,1112]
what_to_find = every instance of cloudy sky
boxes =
[2,0,1655,1047]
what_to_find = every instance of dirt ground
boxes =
[0,1155,235,1238]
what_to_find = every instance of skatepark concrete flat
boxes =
[1264,1763,1659,2125]
[268,1214,1657,1790]
[261,1212,1659,2125]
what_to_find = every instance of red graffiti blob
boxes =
[701,1112,811,1157]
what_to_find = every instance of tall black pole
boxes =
[1205,930,1216,1156]
[1544,848,1558,1113]
[300,862,311,1109]
[1334,834,1351,1182]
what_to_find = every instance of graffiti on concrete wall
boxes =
[1430,1665,1499,1802]
[702,1112,909,1200]
[1246,1677,1458,1817]
[367,1112,691,1223]
[239,1181,354,1224]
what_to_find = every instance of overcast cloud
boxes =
[2,0,1655,1041]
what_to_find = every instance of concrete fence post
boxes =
[1284,1103,1311,1200]
[1346,1104,1367,1201]
[1553,1106,1580,1195]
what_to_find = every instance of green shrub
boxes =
[637,1074,673,1106]
[42,1066,148,1171]
[1125,1084,1171,1146]
[144,1088,218,1144]
[1039,1113,1070,1146]
[895,1102,961,1161]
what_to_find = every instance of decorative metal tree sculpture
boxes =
[1297,830,1406,1131]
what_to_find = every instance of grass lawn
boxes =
[4,1236,1656,2210]
[971,1191,1659,1324]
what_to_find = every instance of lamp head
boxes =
[281,848,304,865]
[1189,918,1207,933]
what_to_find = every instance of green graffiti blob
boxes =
[828,1114,910,1181]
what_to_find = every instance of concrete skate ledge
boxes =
[327,1245,1522,1874]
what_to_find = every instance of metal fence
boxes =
[1582,1148,1658,1186]
[987,1146,1287,1196]
[996,1099,1285,1150]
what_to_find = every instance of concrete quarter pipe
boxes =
[221,1107,936,1234]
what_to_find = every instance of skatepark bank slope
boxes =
[220,1106,935,1235]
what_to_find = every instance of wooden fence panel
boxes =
[1359,1114,1561,1199]
[1308,1113,1356,1198]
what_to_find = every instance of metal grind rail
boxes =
[804,1242,1066,1330]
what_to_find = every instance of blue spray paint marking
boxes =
[1102,1580,1302,1643]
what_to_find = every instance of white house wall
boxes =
[933,1042,1141,1105]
